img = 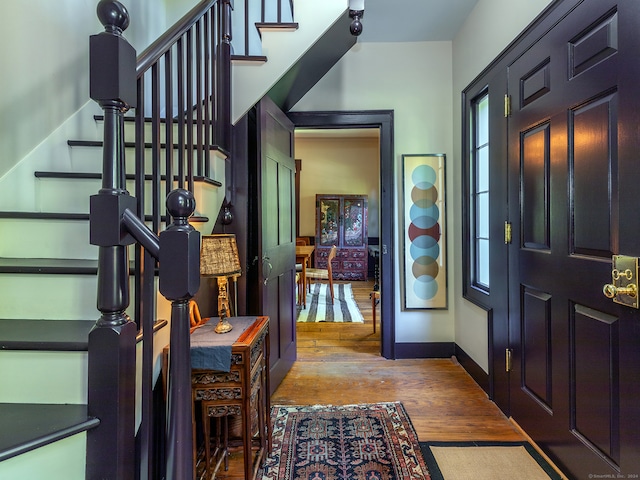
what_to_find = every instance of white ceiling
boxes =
[355,0,479,42]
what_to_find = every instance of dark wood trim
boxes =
[461,82,491,311]
[295,159,302,237]
[0,258,99,274]
[230,55,268,63]
[266,14,356,113]
[0,319,167,351]
[34,171,223,188]
[286,110,395,359]
[0,320,95,351]
[0,211,210,223]
[395,342,455,359]
[255,22,299,31]
[67,139,227,156]
[135,0,217,74]
[135,319,169,343]
[392,341,489,394]
[454,343,490,395]
[0,404,99,462]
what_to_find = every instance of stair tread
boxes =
[0,211,211,222]
[33,171,224,188]
[256,22,298,30]
[0,257,98,274]
[67,139,225,151]
[231,54,268,63]
[0,403,99,462]
[0,319,95,351]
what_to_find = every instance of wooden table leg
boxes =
[242,363,251,480]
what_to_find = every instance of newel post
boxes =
[86,1,138,479]
[160,189,200,480]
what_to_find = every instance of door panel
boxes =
[508,0,640,477]
[571,95,617,257]
[573,305,619,462]
[521,287,552,412]
[257,96,296,394]
[521,124,550,250]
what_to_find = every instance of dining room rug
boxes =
[419,441,563,480]
[297,283,364,323]
[259,402,430,480]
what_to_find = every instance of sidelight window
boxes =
[471,93,490,290]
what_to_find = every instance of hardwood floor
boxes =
[207,280,528,479]
[277,280,523,443]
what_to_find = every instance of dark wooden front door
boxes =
[507,0,640,476]
[256,96,297,394]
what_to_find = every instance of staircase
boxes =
[0,0,350,478]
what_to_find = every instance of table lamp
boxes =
[200,234,242,334]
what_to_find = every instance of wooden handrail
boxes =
[136,0,217,76]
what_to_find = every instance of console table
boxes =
[164,316,270,480]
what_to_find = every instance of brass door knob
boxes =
[603,283,637,298]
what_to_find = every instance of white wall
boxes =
[293,41,456,345]
[0,0,190,181]
[451,0,553,371]
[1,1,100,180]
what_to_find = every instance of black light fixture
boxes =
[349,0,365,36]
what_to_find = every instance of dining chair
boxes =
[305,245,337,303]
[295,238,311,306]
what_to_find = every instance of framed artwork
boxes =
[401,154,447,309]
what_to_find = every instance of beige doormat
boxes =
[420,441,562,480]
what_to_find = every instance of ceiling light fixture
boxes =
[349,0,365,36]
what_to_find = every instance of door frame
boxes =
[286,110,395,359]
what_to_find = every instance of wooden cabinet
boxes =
[315,194,368,280]
[190,316,270,480]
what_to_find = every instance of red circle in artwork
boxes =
[408,222,441,243]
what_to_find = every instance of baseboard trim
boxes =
[394,342,454,359]
[392,343,490,397]
[454,344,489,395]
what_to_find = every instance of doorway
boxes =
[294,129,381,353]
[287,110,395,359]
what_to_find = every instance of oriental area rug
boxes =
[297,283,364,323]
[259,402,430,480]
[419,441,563,480]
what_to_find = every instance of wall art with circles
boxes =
[401,154,447,309]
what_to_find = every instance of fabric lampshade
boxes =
[200,234,241,277]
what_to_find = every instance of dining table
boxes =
[295,245,315,308]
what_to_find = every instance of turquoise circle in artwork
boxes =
[410,242,440,262]
[411,164,437,188]
[413,276,439,300]
[411,234,438,249]
[409,204,439,225]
